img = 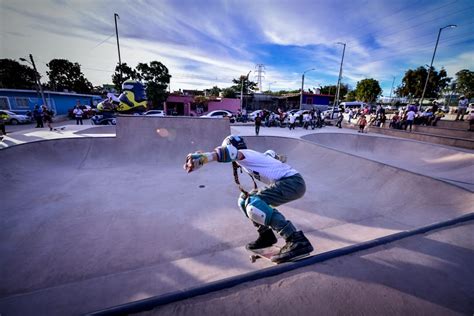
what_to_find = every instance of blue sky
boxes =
[1,0,473,96]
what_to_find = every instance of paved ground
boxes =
[0,117,472,315]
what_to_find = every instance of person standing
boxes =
[357,115,367,133]
[42,106,53,131]
[33,105,43,128]
[0,111,8,136]
[335,111,344,128]
[255,113,262,136]
[405,109,416,132]
[288,113,296,130]
[348,108,354,124]
[73,105,84,125]
[456,96,469,121]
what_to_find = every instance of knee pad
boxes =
[245,196,274,226]
[238,192,248,217]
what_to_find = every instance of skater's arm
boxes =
[184,147,245,173]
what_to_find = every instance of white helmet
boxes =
[264,149,277,159]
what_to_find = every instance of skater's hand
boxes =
[184,152,206,173]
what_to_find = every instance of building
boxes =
[164,95,240,116]
[0,89,103,115]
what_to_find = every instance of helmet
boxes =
[222,135,247,150]
[264,149,277,159]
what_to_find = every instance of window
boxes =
[15,97,31,109]
[0,97,10,110]
[306,97,313,105]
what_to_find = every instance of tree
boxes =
[395,66,450,100]
[112,63,138,91]
[319,84,349,99]
[0,59,37,89]
[354,78,382,103]
[47,59,93,93]
[231,76,258,94]
[208,86,221,97]
[455,69,473,98]
[221,87,236,98]
[135,61,171,107]
[346,90,357,101]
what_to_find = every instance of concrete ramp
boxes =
[303,133,474,191]
[0,117,472,315]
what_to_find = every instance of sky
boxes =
[1,0,473,96]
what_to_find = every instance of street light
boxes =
[240,70,252,112]
[20,54,47,109]
[333,42,346,117]
[419,24,456,108]
[300,68,315,109]
[114,13,122,84]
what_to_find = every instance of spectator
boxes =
[42,106,54,131]
[379,113,387,128]
[455,96,469,121]
[389,113,400,129]
[288,113,296,130]
[405,108,416,132]
[33,105,43,128]
[348,108,354,124]
[357,115,367,133]
[255,113,262,136]
[468,107,474,131]
[73,103,84,125]
[431,109,445,126]
[0,110,8,136]
[335,111,344,128]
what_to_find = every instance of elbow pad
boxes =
[215,145,239,163]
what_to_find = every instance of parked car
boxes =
[200,110,235,123]
[143,110,166,117]
[0,110,32,124]
[249,110,264,121]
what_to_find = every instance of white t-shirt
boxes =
[238,149,298,185]
[458,99,468,109]
[406,111,416,120]
[289,115,296,124]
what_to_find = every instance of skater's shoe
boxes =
[246,227,277,250]
[271,231,313,263]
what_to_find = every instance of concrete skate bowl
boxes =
[302,133,474,192]
[1,117,473,315]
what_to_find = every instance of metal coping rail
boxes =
[87,212,474,316]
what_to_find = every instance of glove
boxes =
[184,152,210,173]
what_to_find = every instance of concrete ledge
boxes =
[369,127,474,150]
[412,125,473,139]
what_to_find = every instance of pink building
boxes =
[164,95,240,116]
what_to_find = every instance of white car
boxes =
[249,110,264,121]
[0,110,32,124]
[143,110,165,117]
[201,110,233,118]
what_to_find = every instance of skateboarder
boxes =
[184,135,313,263]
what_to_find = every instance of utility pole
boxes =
[300,69,315,110]
[29,54,47,108]
[114,13,122,84]
[333,42,346,118]
[420,24,456,108]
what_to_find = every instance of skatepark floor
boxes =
[0,118,473,315]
